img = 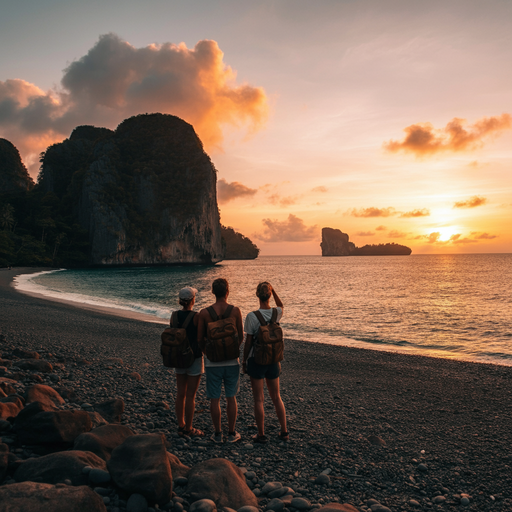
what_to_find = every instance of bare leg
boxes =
[226,396,238,432]
[175,374,188,429]
[266,377,287,433]
[250,377,265,436]
[184,375,202,431]
[210,398,222,433]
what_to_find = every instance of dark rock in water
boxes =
[167,451,190,479]
[221,226,260,260]
[94,398,125,423]
[13,450,107,486]
[321,228,356,256]
[0,481,107,512]
[38,113,224,265]
[14,359,53,373]
[0,442,8,481]
[0,139,34,193]
[73,424,135,461]
[25,384,65,408]
[186,458,258,509]
[107,433,172,504]
[15,406,92,445]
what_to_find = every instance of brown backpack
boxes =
[161,311,195,368]
[253,308,284,365]
[205,305,240,362]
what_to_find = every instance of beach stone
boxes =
[268,487,289,499]
[128,372,142,381]
[0,387,6,397]
[74,424,135,461]
[190,499,217,512]
[56,387,78,402]
[127,493,148,512]
[187,458,257,509]
[291,498,311,510]
[0,481,107,511]
[0,443,8,481]
[0,401,20,420]
[89,468,111,485]
[460,497,470,505]
[0,419,11,432]
[1,394,24,408]
[408,500,420,507]
[369,506,391,512]
[88,412,109,428]
[14,450,107,486]
[15,359,53,373]
[262,482,283,495]
[237,507,259,512]
[417,463,428,472]
[108,433,172,504]
[15,407,92,445]
[267,498,285,512]
[367,435,386,447]
[25,384,65,408]
[432,496,446,504]
[95,398,125,423]
[317,505,359,512]
[167,451,190,478]
[315,474,331,485]
[12,349,39,359]
[0,359,12,369]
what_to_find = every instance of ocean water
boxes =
[14,254,512,366]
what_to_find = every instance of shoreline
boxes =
[6,267,512,368]
[1,267,512,510]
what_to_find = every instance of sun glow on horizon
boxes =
[435,226,461,241]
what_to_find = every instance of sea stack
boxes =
[321,228,356,256]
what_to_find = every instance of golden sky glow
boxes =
[1,1,511,254]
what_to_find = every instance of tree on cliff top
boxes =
[221,226,260,259]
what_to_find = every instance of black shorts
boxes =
[247,357,281,380]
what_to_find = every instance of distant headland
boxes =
[321,227,412,256]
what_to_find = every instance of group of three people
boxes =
[172,278,288,444]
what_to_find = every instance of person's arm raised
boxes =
[272,288,284,309]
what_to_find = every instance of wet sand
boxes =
[1,267,511,511]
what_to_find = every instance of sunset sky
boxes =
[1,0,511,255]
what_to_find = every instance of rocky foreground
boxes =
[1,270,512,512]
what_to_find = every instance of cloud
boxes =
[471,232,498,240]
[375,225,387,231]
[254,214,318,242]
[426,232,441,244]
[268,194,299,208]
[312,186,328,193]
[453,196,487,208]
[399,208,430,218]
[350,207,396,218]
[384,114,512,156]
[450,234,478,244]
[355,231,375,237]
[388,230,408,238]
[217,179,257,204]
[0,33,268,173]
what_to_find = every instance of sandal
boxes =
[278,431,290,442]
[183,427,204,437]
[178,426,186,436]
[252,434,268,444]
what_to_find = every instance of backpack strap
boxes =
[222,304,234,319]
[270,308,278,323]
[170,311,178,328]
[182,311,195,329]
[207,306,219,321]
[253,310,267,327]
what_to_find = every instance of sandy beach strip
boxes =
[1,267,511,510]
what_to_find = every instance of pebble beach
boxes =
[1,268,511,512]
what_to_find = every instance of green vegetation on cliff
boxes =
[221,226,260,259]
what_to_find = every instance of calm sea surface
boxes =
[15,254,512,366]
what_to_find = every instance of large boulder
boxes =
[73,424,135,461]
[186,458,258,509]
[0,482,107,512]
[15,404,92,445]
[0,443,8,481]
[0,401,20,420]
[94,398,124,422]
[25,384,65,408]
[107,433,172,504]
[317,504,359,512]
[167,452,190,479]
[88,412,108,429]
[12,349,39,359]
[14,359,53,373]
[14,450,106,485]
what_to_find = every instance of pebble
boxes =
[127,493,148,512]
[267,498,285,512]
[268,487,289,499]
[237,507,259,512]
[460,497,470,506]
[417,463,428,472]
[432,496,446,504]
[262,482,283,495]
[174,476,188,486]
[291,498,311,510]
[89,468,111,484]
[314,474,330,485]
[408,500,420,507]
[189,499,217,512]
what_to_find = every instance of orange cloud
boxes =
[217,179,257,204]
[350,207,396,218]
[388,230,408,238]
[384,114,511,156]
[255,214,318,242]
[471,232,498,240]
[399,208,430,218]
[453,196,487,208]
[312,186,328,193]
[355,231,375,237]
[268,193,299,208]
[426,232,441,244]
[0,34,268,175]
[450,234,478,244]
[375,225,387,231]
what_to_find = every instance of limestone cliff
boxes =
[321,228,356,256]
[39,114,223,265]
[0,138,34,193]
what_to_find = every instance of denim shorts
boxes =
[205,365,240,399]
[175,357,204,377]
[247,357,281,380]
